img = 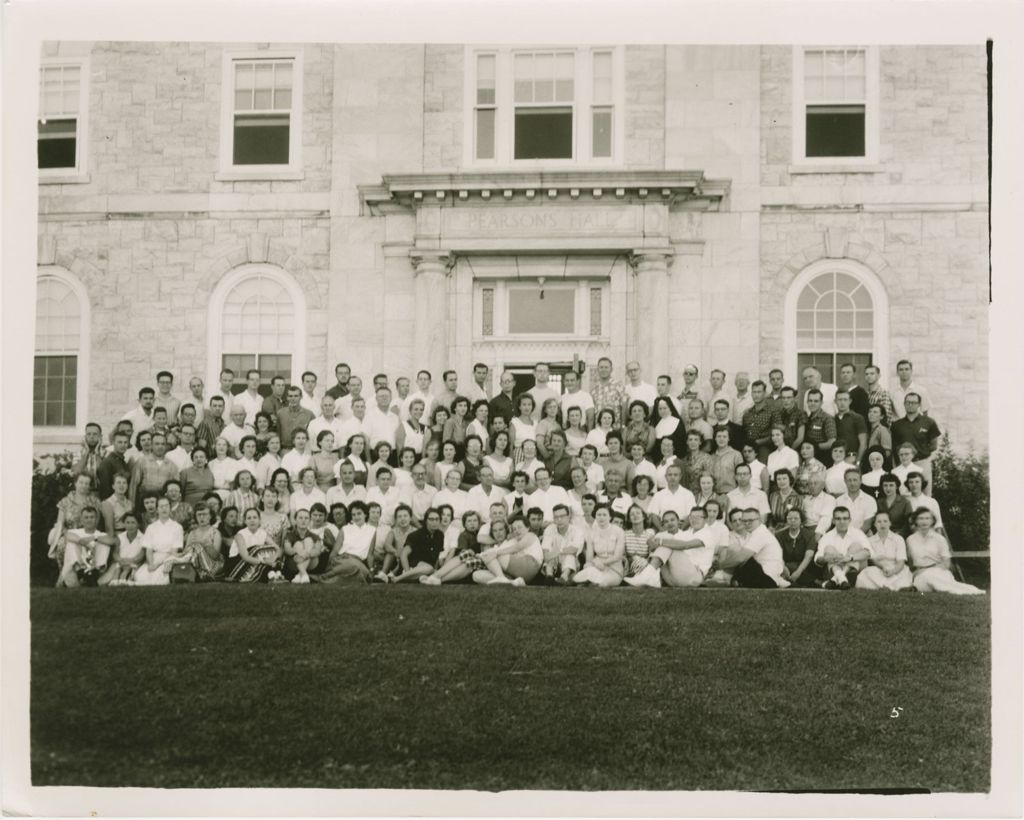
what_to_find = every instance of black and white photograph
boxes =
[2,0,1021,816]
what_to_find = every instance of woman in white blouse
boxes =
[466,400,491,454]
[585,408,616,458]
[435,440,462,489]
[209,437,240,501]
[133,497,186,586]
[255,433,283,488]
[289,467,327,521]
[510,395,537,464]
[563,406,589,458]
[316,500,376,584]
[855,509,913,591]
[891,443,925,496]
[765,426,799,490]
[572,505,626,587]
[653,436,678,490]
[514,438,543,491]
[905,472,945,533]
[433,467,469,523]
[906,509,983,595]
[396,398,428,457]
[484,429,514,490]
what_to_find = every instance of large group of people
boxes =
[46,356,982,594]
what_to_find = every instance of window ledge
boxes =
[39,172,91,185]
[33,428,82,448]
[215,169,305,182]
[788,163,885,175]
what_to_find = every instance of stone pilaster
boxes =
[410,249,455,380]
[630,249,674,379]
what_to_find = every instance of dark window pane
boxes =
[34,401,45,426]
[806,105,865,158]
[38,119,77,169]
[797,352,873,386]
[514,107,572,159]
[223,353,290,398]
[33,355,76,426]
[233,115,290,165]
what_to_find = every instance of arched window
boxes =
[35,268,89,429]
[784,259,888,385]
[207,265,306,397]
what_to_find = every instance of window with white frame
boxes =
[34,271,88,429]
[208,266,307,398]
[468,47,623,165]
[794,270,874,384]
[793,46,878,163]
[38,61,88,175]
[475,279,609,338]
[221,51,303,174]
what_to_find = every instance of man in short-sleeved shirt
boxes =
[559,370,595,428]
[590,358,629,426]
[891,395,941,461]
[647,464,696,530]
[833,390,868,463]
[624,361,658,412]
[803,390,838,466]
[527,363,561,423]
[726,464,770,524]
[892,360,931,419]
[277,386,315,451]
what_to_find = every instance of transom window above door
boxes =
[466,46,623,167]
[474,279,609,339]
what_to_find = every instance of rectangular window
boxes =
[222,353,292,398]
[467,46,621,166]
[33,355,77,427]
[232,60,293,165]
[794,47,877,164]
[508,287,576,333]
[38,62,86,174]
[474,278,610,338]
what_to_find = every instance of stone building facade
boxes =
[34,42,988,452]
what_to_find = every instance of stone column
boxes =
[630,249,674,379]
[410,249,455,380]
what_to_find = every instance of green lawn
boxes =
[30,586,990,792]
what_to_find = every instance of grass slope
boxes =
[30,586,990,792]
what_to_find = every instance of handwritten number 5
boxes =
[889,706,904,719]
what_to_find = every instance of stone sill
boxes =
[788,164,885,175]
[33,430,81,450]
[215,169,306,182]
[39,172,91,185]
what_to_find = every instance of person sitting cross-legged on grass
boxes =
[539,503,587,584]
[855,510,913,591]
[282,508,324,584]
[420,510,483,585]
[313,500,376,585]
[708,508,790,588]
[225,507,282,584]
[906,508,984,595]
[573,504,627,587]
[392,507,445,583]
[813,506,871,590]
[624,507,716,588]
[473,516,543,587]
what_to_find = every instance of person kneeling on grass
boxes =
[61,506,116,588]
[813,506,871,589]
[855,510,913,591]
[391,507,445,583]
[283,508,324,584]
[624,507,716,588]
[573,504,626,587]
[421,510,483,585]
[906,508,984,595]
[472,516,543,586]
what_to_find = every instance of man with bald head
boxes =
[489,370,518,426]
[222,404,254,457]
[730,371,754,425]
[801,366,838,416]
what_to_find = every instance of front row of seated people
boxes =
[57,479,982,595]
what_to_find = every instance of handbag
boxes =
[170,562,197,584]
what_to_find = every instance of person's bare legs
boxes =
[394,561,434,582]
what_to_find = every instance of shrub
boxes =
[931,434,989,550]
[30,452,78,586]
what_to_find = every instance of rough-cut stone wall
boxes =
[759,44,988,450]
[624,45,666,168]
[422,45,463,172]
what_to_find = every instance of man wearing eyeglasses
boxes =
[677,365,701,403]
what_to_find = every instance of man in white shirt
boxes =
[655,374,683,415]
[834,469,877,533]
[464,363,490,404]
[801,366,838,417]
[121,387,156,434]
[234,369,265,428]
[725,463,770,523]
[334,375,364,420]
[335,398,368,454]
[299,371,321,416]
[388,377,410,416]
[365,387,400,449]
[730,371,754,425]
[365,468,402,526]
[892,359,931,419]
[814,506,872,589]
[206,369,235,415]
[559,369,595,429]
[527,363,561,423]
[401,370,435,424]
[434,370,460,413]
[625,507,717,588]
[476,502,509,546]
[540,504,586,583]
[325,462,367,509]
[647,464,697,531]
[525,468,570,525]
[698,369,731,420]
[399,463,437,527]
[466,465,507,524]
[624,361,657,412]
[596,470,632,517]
[166,423,197,471]
[802,475,837,539]
[221,405,255,457]
[738,512,790,588]
[307,395,346,453]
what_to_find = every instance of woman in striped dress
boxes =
[225,508,282,583]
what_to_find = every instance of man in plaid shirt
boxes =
[864,364,896,424]
[590,357,629,427]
